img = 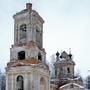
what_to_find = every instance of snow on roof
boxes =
[54,51,75,66]
[59,82,84,89]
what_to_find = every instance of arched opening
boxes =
[18,51,25,60]
[38,53,42,61]
[36,29,42,48]
[67,67,70,73]
[40,77,46,90]
[70,84,74,88]
[19,24,27,44]
[60,67,64,78]
[17,76,24,90]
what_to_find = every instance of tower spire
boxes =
[69,48,71,54]
[56,51,60,61]
[69,48,72,59]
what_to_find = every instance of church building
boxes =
[51,51,84,90]
[6,3,85,90]
[6,3,50,90]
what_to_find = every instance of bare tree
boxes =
[0,71,6,90]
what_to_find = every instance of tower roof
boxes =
[59,82,84,89]
[54,51,75,66]
[13,3,44,23]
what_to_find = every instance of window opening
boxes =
[67,67,70,73]
[19,24,27,44]
[18,51,25,60]
[17,76,24,90]
[36,29,41,48]
[70,84,74,88]
[40,77,46,90]
[38,53,42,61]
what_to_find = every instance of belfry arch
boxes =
[17,75,24,90]
[40,77,46,90]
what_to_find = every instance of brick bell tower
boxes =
[6,3,50,90]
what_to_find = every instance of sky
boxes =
[0,0,90,77]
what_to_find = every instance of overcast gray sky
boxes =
[0,0,90,77]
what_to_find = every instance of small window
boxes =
[38,53,42,61]
[70,84,74,88]
[67,67,70,73]
[17,76,24,90]
[18,51,25,60]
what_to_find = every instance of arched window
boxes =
[70,84,74,88]
[67,67,70,73]
[18,51,25,60]
[38,52,42,61]
[60,67,64,78]
[36,29,42,48]
[19,24,27,44]
[40,77,46,90]
[17,76,24,90]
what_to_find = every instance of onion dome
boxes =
[68,53,72,59]
[56,51,60,57]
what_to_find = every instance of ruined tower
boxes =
[6,3,50,90]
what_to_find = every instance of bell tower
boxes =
[6,3,50,90]
[10,3,45,62]
[14,3,43,49]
